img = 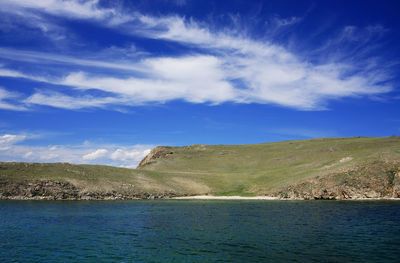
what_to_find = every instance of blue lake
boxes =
[1,200,400,262]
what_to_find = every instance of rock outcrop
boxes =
[0,179,179,200]
[0,180,79,200]
[275,161,400,200]
[137,146,174,169]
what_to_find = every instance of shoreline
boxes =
[173,195,279,200]
[1,195,400,201]
[173,195,400,200]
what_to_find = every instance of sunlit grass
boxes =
[1,136,400,196]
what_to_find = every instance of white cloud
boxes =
[58,55,236,104]
[83,149,108,160]
[13,49,390,110]
[40,152,59,160]
[0,1,393,110]
[0,0,132,43]
[0,9,67,41]
[0,88,28,111]
[23,151,33,158]
[111,148,151,162]
[0,68,28,78]
[0,134,153,167]
[0,48,144,72]
[0,134,27,150]
[24,92,124,110]
[0,0,117,20]
[0,67,48,83]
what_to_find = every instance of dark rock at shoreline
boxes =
[275,161,400,200]
[0,179,178,200]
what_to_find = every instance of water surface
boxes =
[1,200,400,262]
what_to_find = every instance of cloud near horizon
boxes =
[0,0,395,111]
[0,133,153,168]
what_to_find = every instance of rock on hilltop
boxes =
[1,137,400,200]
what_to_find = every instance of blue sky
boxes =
[0,0,399,167]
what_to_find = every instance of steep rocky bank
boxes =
[274,161,400,200]
[0,179,178,200]
[137,146,174,168]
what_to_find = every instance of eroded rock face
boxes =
[392,171,400,198]
[0,180,79,200]
[277,186,384,200]
[137,146,175,169]
[275,162,400,200]
[0,179,179,200]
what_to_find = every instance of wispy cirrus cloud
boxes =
[0,88,27,111]
[0,0,394,111]
[0,10,67,41]
[0,0,122,21]
[24,91,125,110]
[0,134,27,150]
[3,50,391,110]
[0,48,145,72]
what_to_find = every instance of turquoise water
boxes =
[1,201,400,262]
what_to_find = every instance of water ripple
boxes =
[1,200,400,262]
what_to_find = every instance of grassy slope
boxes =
[0,162,210,195]
[1,137,400,196]
[138,137,400,195]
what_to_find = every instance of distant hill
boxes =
[1,137,400,200]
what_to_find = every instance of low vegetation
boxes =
[1,136,400,199]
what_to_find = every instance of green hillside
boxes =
[1,136,400,199]
[138,136,400,196]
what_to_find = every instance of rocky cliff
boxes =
[0,179,178,200]
[137,146,174,168]
[274,161,400,200]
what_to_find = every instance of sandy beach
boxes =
[172,195,400,200]
[173,195,279,200]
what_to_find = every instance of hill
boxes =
[1,136,400,200]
